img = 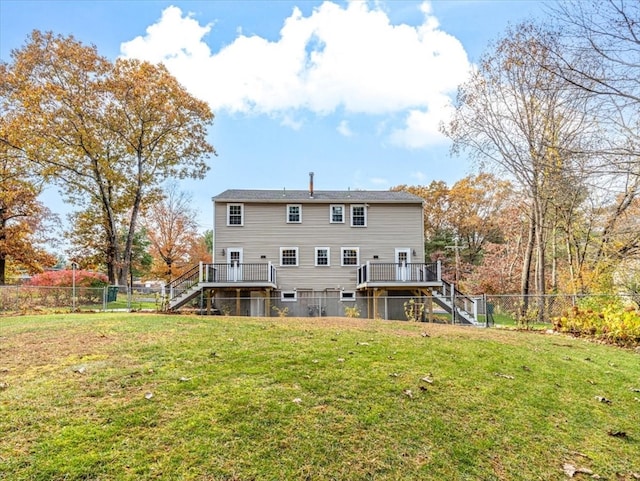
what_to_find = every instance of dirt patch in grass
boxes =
[0,329,118,373]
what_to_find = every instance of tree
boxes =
[393,173,514,285]
[142,183,201,282]
[541,1,640,293]
[0,122,57,284]
[442,23,599,320]
[1,31,215,285]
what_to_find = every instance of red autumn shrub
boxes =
[27,270,108,288]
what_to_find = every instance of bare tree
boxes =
[443,23,600,321]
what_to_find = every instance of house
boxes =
[167,174,479,323]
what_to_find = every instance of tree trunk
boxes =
[0,254,5,285]
[520,213,535,317]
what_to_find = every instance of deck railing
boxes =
[357,261,440,285]
[203,262,276,284]
[168,262,276,301]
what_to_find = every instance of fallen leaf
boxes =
[389,373,400,378]
[607,430,628,438]
[630,387,640,392]
[357,342,370,346]
[73,366,86,374]
[292,398,302,404]
[421,332,430,337]
[0,382,8,390]
[562,463,594,478]
[421,376,434,384]
[337,358,345,363]
[521,365,531,372]
[144,392,154,400]
[563,463,577,477]
[403,389,413,399]
[495,373,514,379]
[178,377,190,382]
[594,396,611,404]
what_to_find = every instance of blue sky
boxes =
[0,0,549,231]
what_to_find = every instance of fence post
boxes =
[451,283,456,324]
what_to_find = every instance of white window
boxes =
[341,247,359,266]
[280,247,299,266]
[227,204,244,226]
[351,205,367,227]
[287,204,302,223]
[340,291,356,301]
[315,247,330,266]
[281,291,297,302]
[330,204,345,223]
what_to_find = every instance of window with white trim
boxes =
[330,204,345,223]
[287,204,302,223]
[341,247,359,266]
[315,247,330,266]
[340,291,356,301]
[351,205,367,227]
[280,247,299,266]
[281,291,297,302]
[227,204,244,226]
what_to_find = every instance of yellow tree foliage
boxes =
[1,31,216,285]
[0,141,57,284]
[142,183,201,283]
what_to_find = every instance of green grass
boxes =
[0,313,638,480]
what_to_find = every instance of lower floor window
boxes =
[341,247,359,266]
[280,247,299,266]
[315,247,330,266]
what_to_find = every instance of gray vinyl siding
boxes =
[214,200,424,292]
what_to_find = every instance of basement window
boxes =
[340,291,356,301]
[281,291,297,302]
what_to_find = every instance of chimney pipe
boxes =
[309,172,314,197]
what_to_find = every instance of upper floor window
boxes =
[341,247,359,266]
[330,204,345,223]
[315,247,330,266]
[287,204,302,223]
[280,247,299,266]
[227,204,244,226]
[351,205,367,227]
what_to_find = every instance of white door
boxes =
[395,248,411,281]
[250,292,265,317]
[227,248,243,281]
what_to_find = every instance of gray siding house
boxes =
[167,177,478,323]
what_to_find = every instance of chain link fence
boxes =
[0,285,164,314]
[2,285,635,327]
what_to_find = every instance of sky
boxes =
[0,0,551,232]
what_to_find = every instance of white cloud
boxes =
[411,171,428,182]
[337,120,353,137]
[370,177,389,186]
[389,92,455,148]
[120,1,471,148]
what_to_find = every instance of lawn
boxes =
[0,313,638,480]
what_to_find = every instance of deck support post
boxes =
[236,289,241,316]
[265,288,271,317]
[373,289,382,320]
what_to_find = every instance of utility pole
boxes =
[445,237,463,283]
